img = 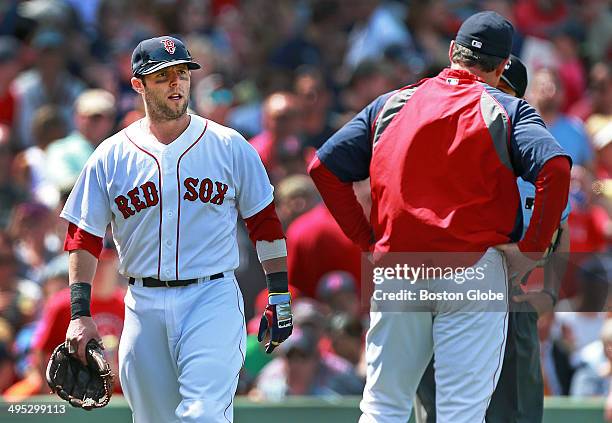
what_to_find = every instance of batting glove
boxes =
[257,293,293,353]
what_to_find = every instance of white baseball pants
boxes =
[359,248,509,423]
[118,274,246,423]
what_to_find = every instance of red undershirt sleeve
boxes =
[518,156,571,255]
[243,202,285,245]
[308,155,374,251]
[64,223,104,259]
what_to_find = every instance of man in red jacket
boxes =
[309,11,570,423]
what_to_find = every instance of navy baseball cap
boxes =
[132,36,201,76]
[455,11,514,59]
[500,54,528,98]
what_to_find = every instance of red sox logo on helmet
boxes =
[161,39,176,54]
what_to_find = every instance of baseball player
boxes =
[415,55,572,423]
[309,12,571,423]
[61,36,293,423]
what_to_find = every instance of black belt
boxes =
[128,272,224,287]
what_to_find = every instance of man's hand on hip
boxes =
[495,243,538,286]
[65,316,103,364]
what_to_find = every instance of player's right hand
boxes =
[257,293,293,354]
[65,316,103,364]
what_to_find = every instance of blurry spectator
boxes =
[593,121,612,180]
[107,34,147,121]
[12,29,85,148]
[249,91,305,183]
[0,231,40,337]
[316,271,360,317]
[344,0,411,69]
[8,202,56,285]
[571,318,612,396]
[538,311,574,395]
[0,125,27,228]
[46,88,116,191]
[12,105,66,208]
[120,95,145,129]
[339,60,395,122]
[39,252,69,300]
[0,341,14,394]
[570,62,612,123]
[275,174,319,229]
[65,0,103,36]
[194,73,234,126]
[550,23,587,112]
[592,121,612,222]
[577,0,612,65]
[252,327,364,399]
[270,0,342,72]
[26,245,124,395]
[327,312,364,368]
[381,44,423,88]
[89,0,134,62]
[513,0,569,39]
[528,68,593,168]
[292,298,327,341]
[225,79,262,139]
[404,0,455,71]
[0,36,21,127]
[6,252,69,390]
[567,166,610,252]
[16,0,76,31]
[294,66,336,149]
[286,201,361,298]
[556,256,611,370]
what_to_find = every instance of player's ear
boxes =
[448,40,455,63]
[131,76,145,94]
[495,58,509,78]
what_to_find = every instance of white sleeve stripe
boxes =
[256,239,287,262]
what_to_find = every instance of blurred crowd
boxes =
[0,0,611,407]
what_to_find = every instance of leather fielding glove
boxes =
[46,339,113,410]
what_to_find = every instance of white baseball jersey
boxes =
[61,114,274,280]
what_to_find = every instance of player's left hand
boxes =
[512,291,554,315]
[257,293,293,354]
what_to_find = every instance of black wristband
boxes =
[70,283,92,320]
[266,272,288,294]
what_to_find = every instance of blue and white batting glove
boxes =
[257,292,293,354]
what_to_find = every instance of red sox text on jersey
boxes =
[114,178,229,219]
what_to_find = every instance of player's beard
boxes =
[144,90,189,122]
